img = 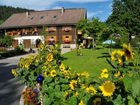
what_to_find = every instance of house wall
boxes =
[14,35,44,48]
[3,25,77,48]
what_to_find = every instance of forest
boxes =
[0,5,33,24]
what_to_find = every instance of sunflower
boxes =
[93,97,101,105]
[79,100,85,105]
[11,69,18,77]
[86,85,97,95]
[47,53,53,62]
[99,81,115,97]
[100,69,109,79]
[111,50,118,61]
[75,91,79,96]
[123,44,134,61]
[111,50,124,61]
[81,84,86,89]
[64,91,69,98]
[50,70,57,77]
[114,70,121,77]
[59,63,65,71]
[69,80,77,90]
[43,71,49,77]
[81,72,89,78]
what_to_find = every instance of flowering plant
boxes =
[12,43,140,105]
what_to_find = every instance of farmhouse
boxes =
[0,7,86,48]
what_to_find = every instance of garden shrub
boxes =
[12,44,140,105]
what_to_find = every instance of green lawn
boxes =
[62,48,113,77]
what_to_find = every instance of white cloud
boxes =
[52,6,62,9]
[1,0,110,10]
[87,11,103,18]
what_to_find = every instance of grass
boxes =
[62,48,113,77]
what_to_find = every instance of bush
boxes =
[12,44,140,105]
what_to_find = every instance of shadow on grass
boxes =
[97,52,110,58]
[0,62,24,105]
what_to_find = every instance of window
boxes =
[66,36,69,38]
[30,17,34,20]
[40,16,44,19]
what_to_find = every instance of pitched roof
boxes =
[0,8,86,29]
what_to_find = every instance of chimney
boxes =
[26,11,30,17]
[61,7,65,14]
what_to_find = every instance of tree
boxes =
[107,0,140,43]
[0,35,13,47]
[76,18,107,48]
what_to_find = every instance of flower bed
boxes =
[12,44,140,105]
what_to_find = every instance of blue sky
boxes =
[0,0,113,22]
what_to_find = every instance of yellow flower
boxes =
[75,91,79,96]
[86,86,97,95]
[114,70,121,77]
[100,69,109,78]
[79,100,85,105]
[93,97,101,105]
[47,53,53,62]
[11,69,18,77]
[81,84,86,89]
[69,80,77,90]
[123,44,134,61]
[24,64,29,69]
[111,50,124,61]
[59,63,65,71]
[61,70,70,78]
[43,71,49,77]
[99,81,115,97]
[81,72,89,78]
[118,58,123,66]
[50,70,57,77]
[64,91,69,98]
[111,50,118,61]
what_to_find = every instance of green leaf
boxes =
[44,76,53,83]
[61,84,69,91]
[113,95,124,105]
[132,79,140,97]
[55,85,60,91]
[59,78,69,83]
[127,96,136,105]
[68,96,78,105]
[136,97,140,103]
[123,75,132,92]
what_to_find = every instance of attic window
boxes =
[40,16,44,19]
[53,16,57,18]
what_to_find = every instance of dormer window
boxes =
[30,17,34,20]
[53,15,57,21]
[53,16,57,18]
[40,16,44,19]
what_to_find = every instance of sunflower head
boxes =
[69,80,77,90]
[43,71,49,77]
[47,53,53,62]
[86,86,97,95]
[11,69,18,77]
[114,70,121,77]
[123,44,134,61]
[81,72,89,78]
[79,100,85,105]
[59,63,65,71]
[50,70,57,77]
[99,81,115,97]
[100,69,109,79]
